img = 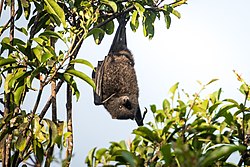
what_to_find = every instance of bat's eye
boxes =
[119,105,123,109]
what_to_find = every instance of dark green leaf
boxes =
[160,143,171,165]
[16,27,28,36]
[133,127,161,143]
[200,144,246,167]
[150,104,156,113]
[33,140,44,164]
[164,12,171,29]
[89,28,105,45]
[0,58,16,67]
[61,73,80,101]
[100,0,117,12]
[103,20,114,35]
[121,150,138,167]
[23,3,31,19]
[14,84,25,105]
[40,30,65,42]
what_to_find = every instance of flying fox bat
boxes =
[92,14,146,126]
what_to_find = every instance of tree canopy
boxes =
[0,0,187,166]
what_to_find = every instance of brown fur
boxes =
[101,49,139,120]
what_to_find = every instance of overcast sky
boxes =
[1,0,250,166]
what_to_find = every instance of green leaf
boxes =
[63,132,72,147]
[44,119,58,146]
[130,10,139,32]
[134,2,145,17]
[163,99,170,111]
[200,144,246,167]
[16,27,28,36]
[27,66,47,89]
[121,150,138,167]
[40,30,65,42]
[70,59,94,70]
[23,1,31,19]
[16,0,23,20]
[169,82,179,101]
[65,68,95,89]
[150,104,156,113]
[96,148,108,160]
[14,84,25,105]
[161,143,171,165]
[44,0,67,28]
[33,139,44,164]
[16,135,27,151]
[208,102,222,114]
[92,28,105,45]
[171,9,181,19]
[85,147,97,166]
[206,78,219,86]
[61,73,80,101]
[213,104,236,125]
[0,58,16,67]
[103,20,114,35]
[143,10,155,39]
[4,74,12,93]
[133,127,161,143]
[100,0,117,12]
[32,47,43,62]
[164,12,171,29]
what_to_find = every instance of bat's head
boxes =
[104,95,138,121]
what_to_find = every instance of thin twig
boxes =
[0,11,17,36]
[3,0,15,166]
[182,86,204,142]
[0,0,4,17]
[238,90,249,166]
[39,80,63,119]
[65,83,73,167]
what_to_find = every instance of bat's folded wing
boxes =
[92,56,110,105]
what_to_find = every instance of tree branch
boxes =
[0,0,4,17]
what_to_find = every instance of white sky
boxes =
[72,0,250,166]
[1,0,250,166]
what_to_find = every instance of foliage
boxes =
[86,76,250,166]
[0,0,186,166]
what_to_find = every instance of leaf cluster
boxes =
[0,0,186,166]
[86,78,250,166]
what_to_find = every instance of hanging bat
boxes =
[92,14,146,126]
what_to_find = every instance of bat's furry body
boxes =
[92,15,144,126]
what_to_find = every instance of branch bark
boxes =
[2,0,15,166]
[45,26,57,167]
